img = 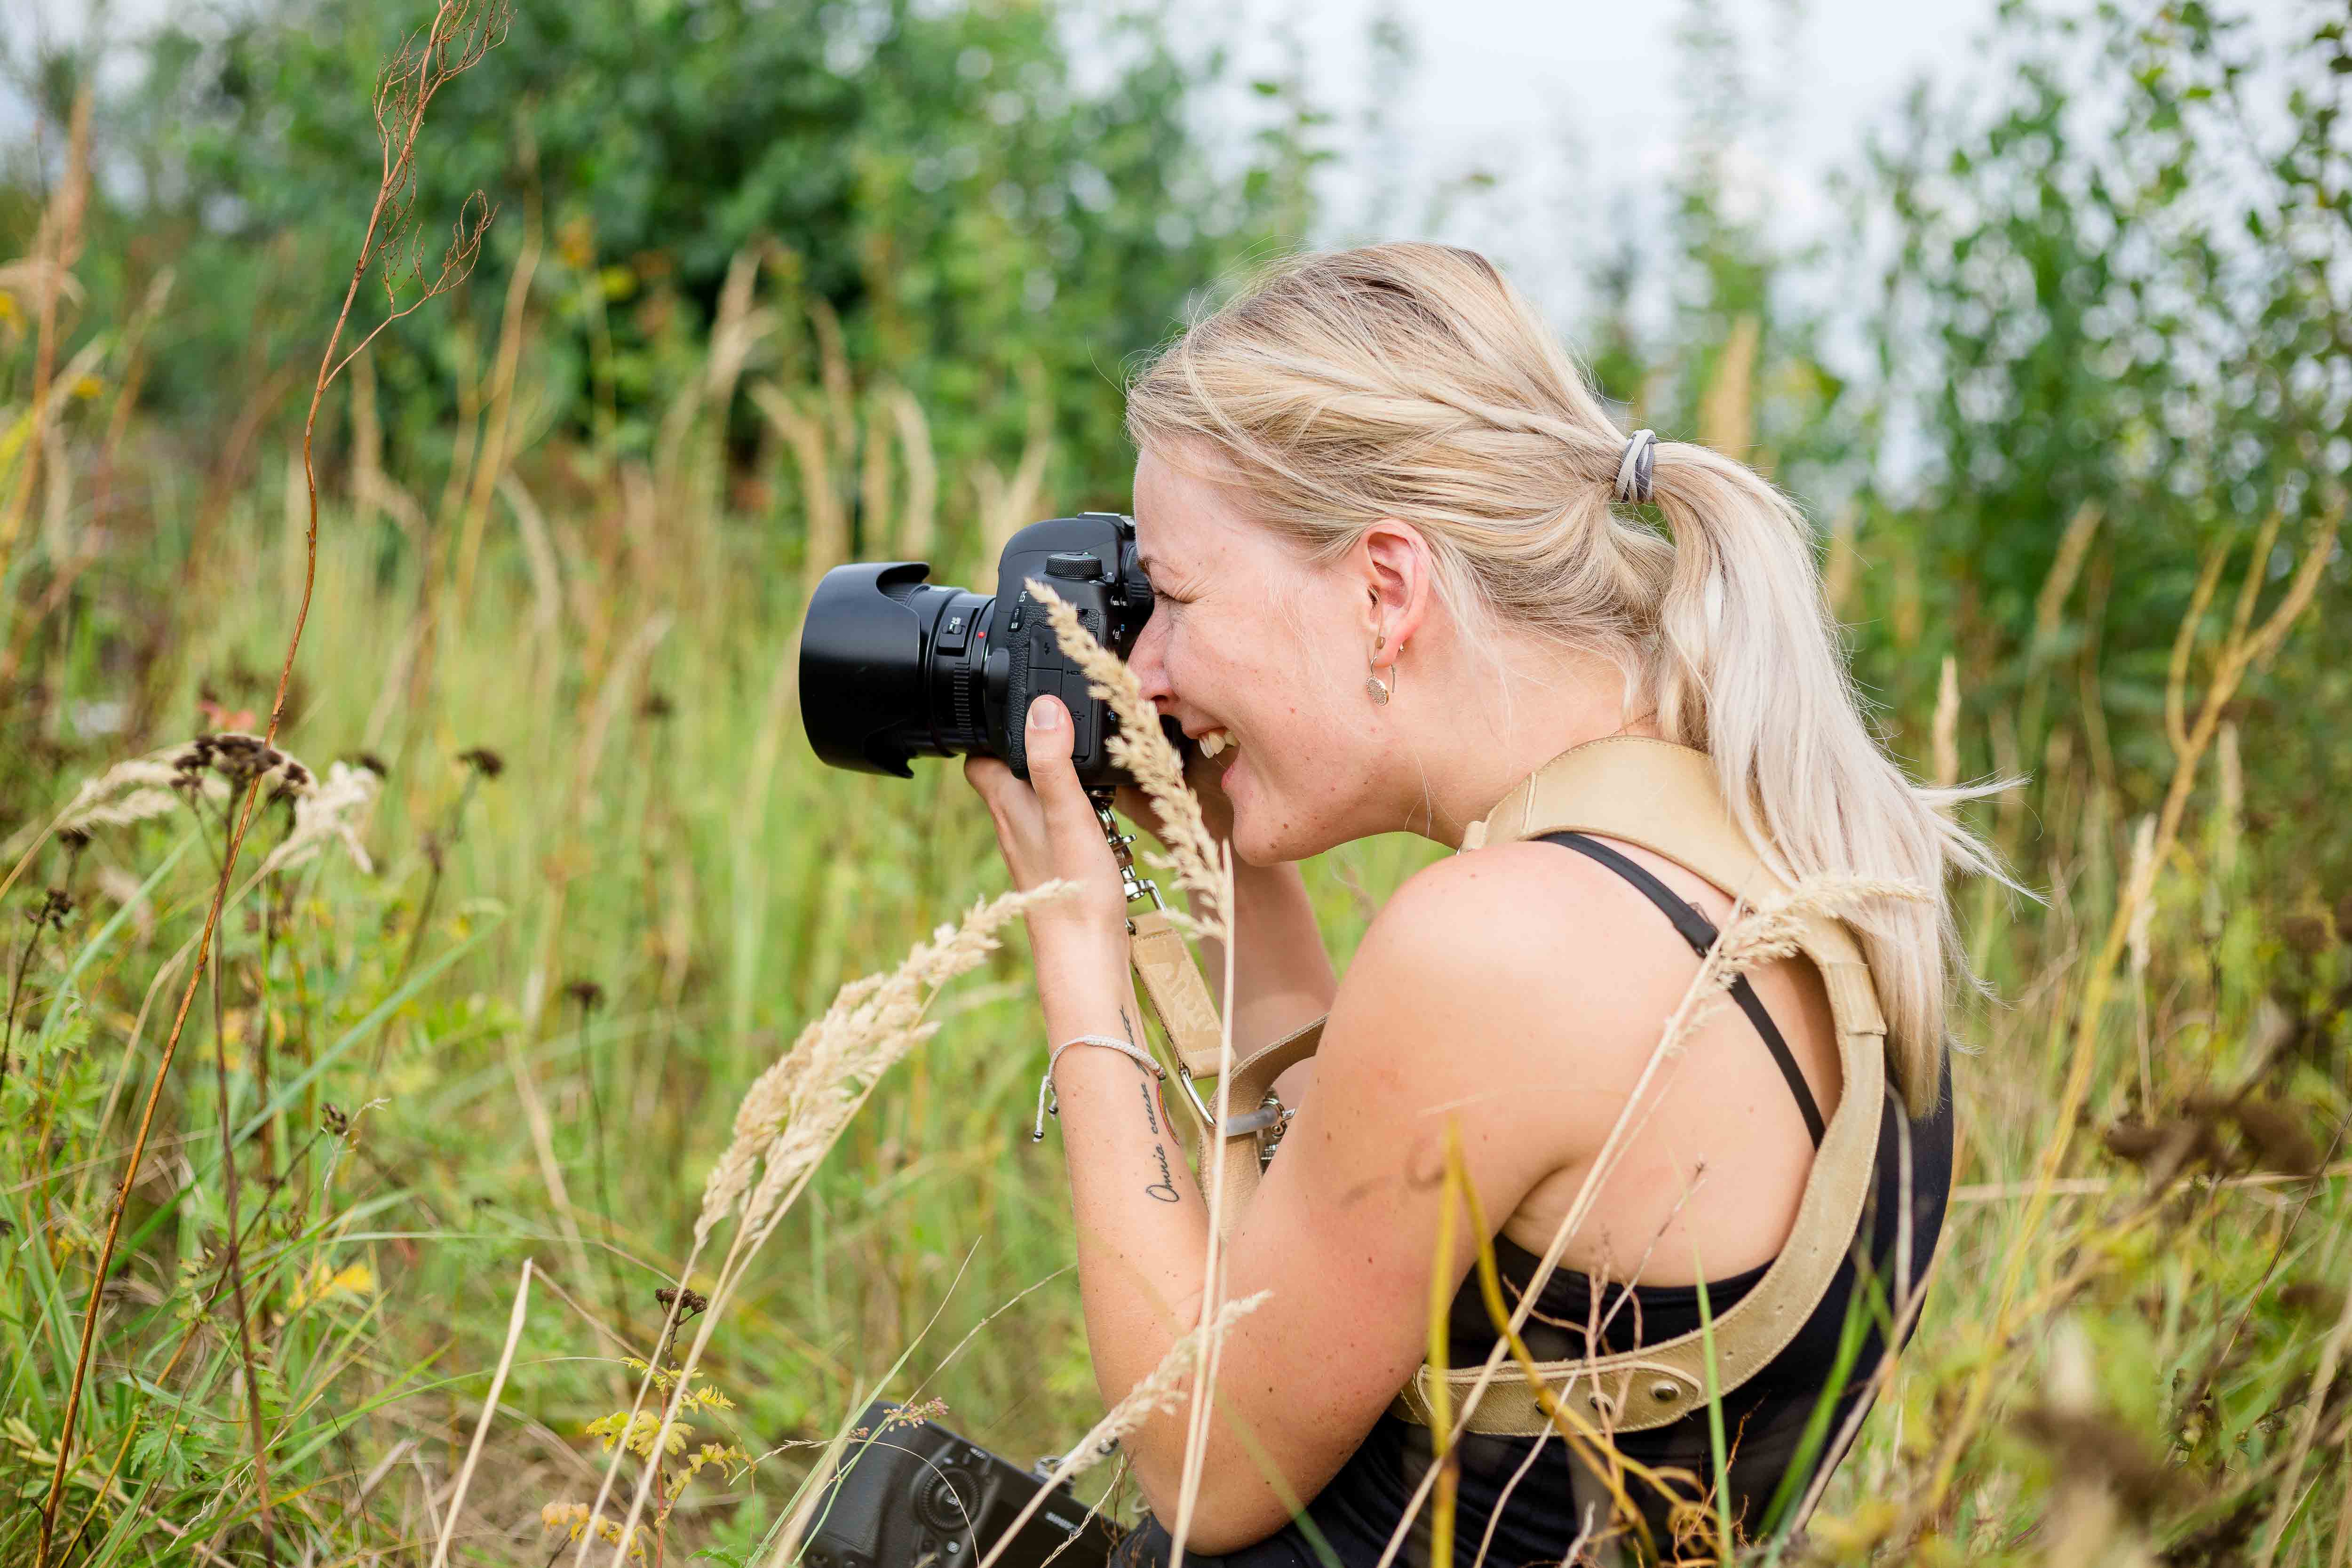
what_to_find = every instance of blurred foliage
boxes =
[11,0,1310,511]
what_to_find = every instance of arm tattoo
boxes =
[1124,1006,1182,1202]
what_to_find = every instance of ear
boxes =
[1358,520,1437,655]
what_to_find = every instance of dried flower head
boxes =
[565,978,607,1011]
[257,760,380,878]
[696,883,1076,1247]
[1027,578,1229,936]
[56,756,198,834]
[654,1285,708,1317]
[203,732,289,787]
[458,746,505,779]
[639,690,675,721]
[350,750,391,778]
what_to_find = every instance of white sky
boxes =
[6,0,2307,334]
[1255,0,1998,191]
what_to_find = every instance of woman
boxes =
[965,244,1993,1566]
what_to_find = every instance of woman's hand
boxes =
[964,695,1131,970]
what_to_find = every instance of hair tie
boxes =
[1613,428,1658,505]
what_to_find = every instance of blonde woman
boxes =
[966,243,1992,1566]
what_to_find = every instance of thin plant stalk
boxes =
[2,904,48,1094]
[430,1258,535,1568]
[32,7,508,1555]
[207,802,277,1564]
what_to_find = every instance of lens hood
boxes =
[798,561,940,777]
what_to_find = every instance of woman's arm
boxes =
[1117,760,1337,1053]
[1200,859,1336,1052]
[968,699,1672,1552]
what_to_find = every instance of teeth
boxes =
[1199,731,1230,758]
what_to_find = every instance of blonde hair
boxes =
[1125,242,2001,1117]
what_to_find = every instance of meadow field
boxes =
[2,0,2349,1562]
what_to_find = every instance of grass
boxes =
[2,40,2349,1567]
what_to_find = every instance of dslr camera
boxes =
[805,1400,1120,1568]
[799,512,1170,784]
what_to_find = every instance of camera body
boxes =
[799,513,1166,785]
[805,1401,1119,1568]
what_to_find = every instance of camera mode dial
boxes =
[1043,551,1102,581]
[914,1465,981,1534]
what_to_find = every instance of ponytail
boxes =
[1128,243,2005,1116]
[1646,443,2001,1115]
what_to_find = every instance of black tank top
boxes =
[1110,833,1955,1568]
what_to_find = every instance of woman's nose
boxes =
[1129,611,1174,706]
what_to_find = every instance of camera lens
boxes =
[799,562,995,777]
[800,514,1161,783]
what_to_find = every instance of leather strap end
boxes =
[1129,910,1227,1079]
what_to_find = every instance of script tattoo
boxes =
[1145,1138,1182,1204]
[1126,1006,1181,1202]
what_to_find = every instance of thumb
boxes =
[1024,695,1089,820]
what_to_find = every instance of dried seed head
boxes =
[351,751,391,778]
[458,746,505,779]
[655,1285,709,1317]
[258,760,381,879]
[639,690,675,721]
[57,827,91,851]
[566,978,606,1011]
[2226,1098,2322,1177]
[323,1104,350,1136]
[204,732,283,785]
[2282,913,2331,958]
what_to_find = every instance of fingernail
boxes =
[1030,696,1065,730]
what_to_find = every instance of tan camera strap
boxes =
[1120,735,1892,1437]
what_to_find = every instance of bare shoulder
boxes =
[1315,841,1708,1154]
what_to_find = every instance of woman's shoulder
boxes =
[1363,836,1701,974]
[1319,840,1715,1132]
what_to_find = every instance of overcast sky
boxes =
[6,0,2304,330]
[7,0,2009,196]
[1171,0,2014,325]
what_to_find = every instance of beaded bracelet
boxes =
[1032,1034,1165,1141]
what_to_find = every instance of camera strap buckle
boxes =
[1089,794,1164,922]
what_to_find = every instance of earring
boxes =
[1366,632,1396,706]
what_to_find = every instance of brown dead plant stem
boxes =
[33,4,511,1559]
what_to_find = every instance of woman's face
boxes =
[1128,445,1387,865]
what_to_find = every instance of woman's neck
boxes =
[1394,638,1659,848]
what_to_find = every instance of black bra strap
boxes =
[1541,831,1828,1147]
